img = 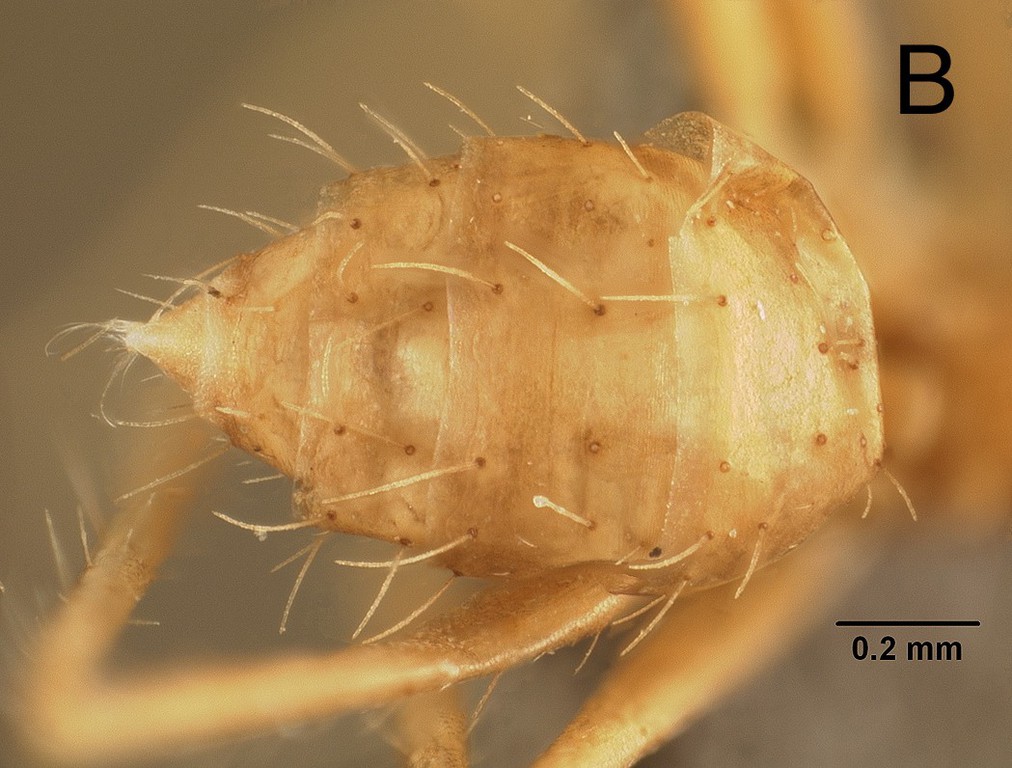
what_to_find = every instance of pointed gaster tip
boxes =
[122,296,222,397]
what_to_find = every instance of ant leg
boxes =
[391,687,468,768]
[24,466,640,768]
[534,523,866,767]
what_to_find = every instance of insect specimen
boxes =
[24,90,883,767]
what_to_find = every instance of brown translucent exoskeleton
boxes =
[126,111,882,592]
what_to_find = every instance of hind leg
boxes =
[533,522,865,767]
[21,445,641,765]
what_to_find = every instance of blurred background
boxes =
[1,2,1009,766]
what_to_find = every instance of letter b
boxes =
[900,44,954,114]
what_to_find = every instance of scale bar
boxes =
[835,620,979,627]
